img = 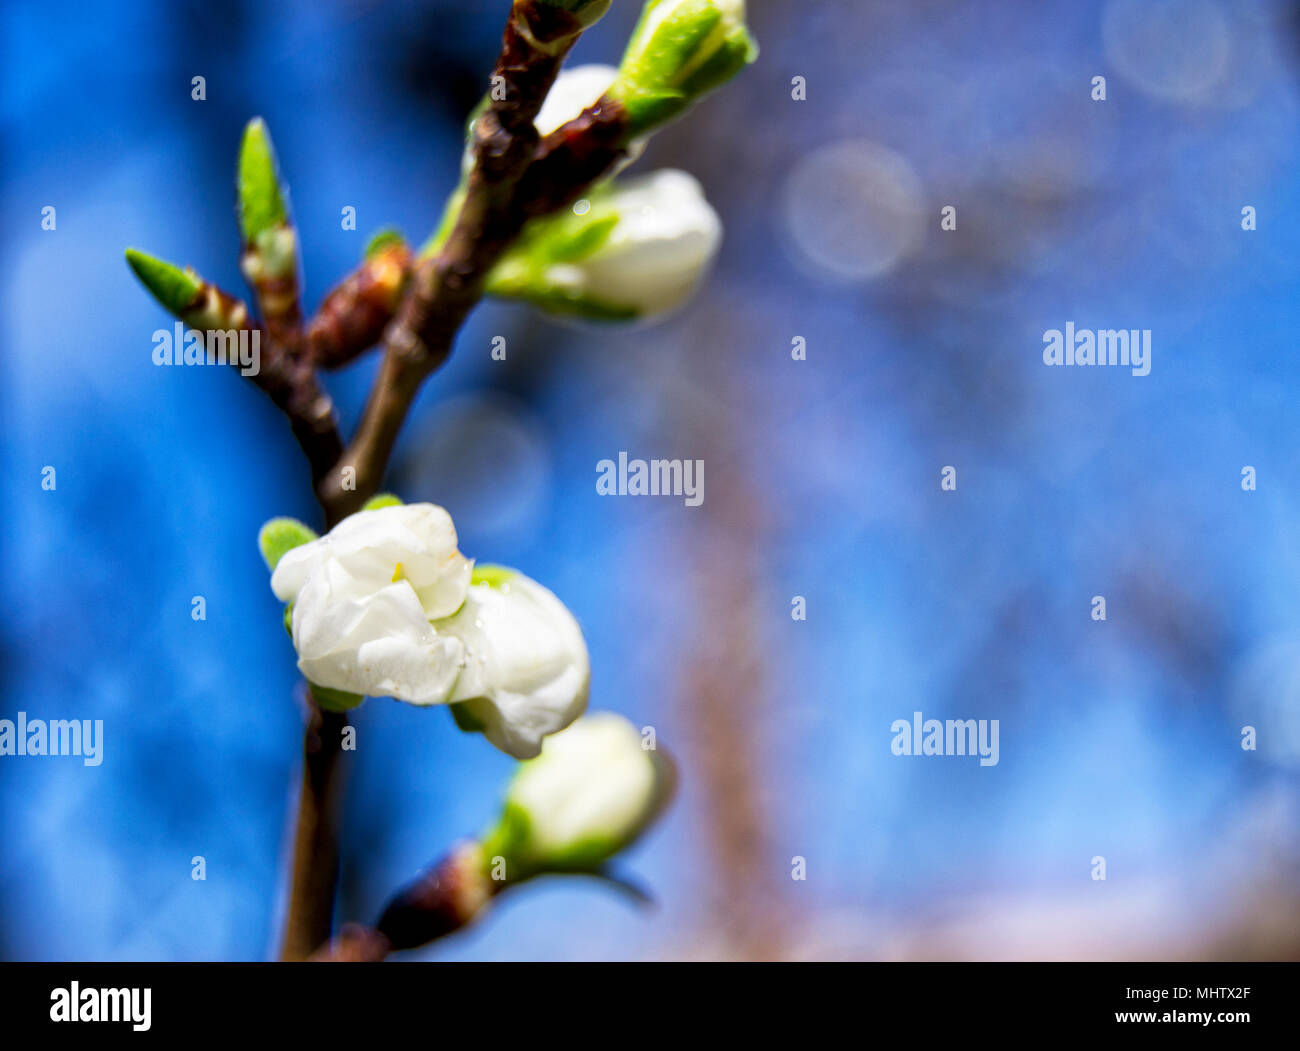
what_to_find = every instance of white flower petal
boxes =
[437,570,589,758]
[276,509,470,707]
[271,503,471,619]
[289,546,464,705]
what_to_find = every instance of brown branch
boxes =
[308,844,498,962]
[318,1,627,523]
[280,696,350,960]
[277,0,626,960]
[306,241,413,370]
[252,342,345,492]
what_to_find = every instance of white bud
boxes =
[437,566,590,760]
[486,712,675,876]
[488,169,721,320]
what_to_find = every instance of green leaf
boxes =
[258,517,317,571]
[124,248,201,315]
[361,493,404,511]
[238,117,288,243]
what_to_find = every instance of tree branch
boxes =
[308,843,498,962]
[318,1,627,523]
[280,695,349,961]
[277,0,629,960]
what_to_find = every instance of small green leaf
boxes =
[238,117,288,244]
[124,248,201,315]
[309,683,365,712]
[258,517,317,571]
[362,493,404,511]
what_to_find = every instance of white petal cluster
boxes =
[269,504,588,758]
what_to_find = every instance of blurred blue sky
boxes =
[4,0,1300,960]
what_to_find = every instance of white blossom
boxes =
[266,505,589,758]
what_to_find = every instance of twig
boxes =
[253,0,641,960]
[280,695,349,960]
[318,2,628,523]
[308,844,497,962]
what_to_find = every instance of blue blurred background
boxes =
[4,0,1300,960]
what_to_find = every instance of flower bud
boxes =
[608,0,758,138]
[124,248,252,331]
[238,118,301,329]
[485,169,721,319]
[438,565,590,760]
[481,712,676,880]
[237,117,289,249]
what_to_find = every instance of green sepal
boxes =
[238,117,289,244]
[484,199,639,320]
[258,517,318,571]
[546,213,620,263]
[610,0,757,138]
[470,564,518,590]
[283,604,293,636]
[419,181,467,260]
[450,699,489,733]
[124,248,201,316]
[361,493,404,511]
[364,229,406,260]
[479,800,534,880]
[484,275,639,321]
[309,682,365,712]
[677,23,757,102]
